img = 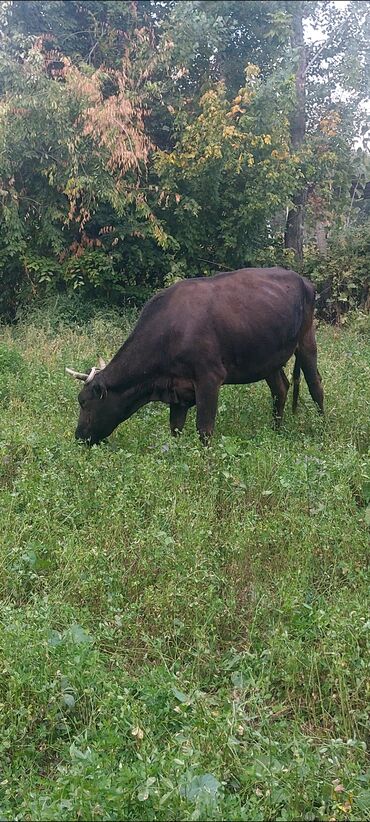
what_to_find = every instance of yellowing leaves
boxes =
[204,144,222,160]
[339,801,352,814]
[235,152,254,172]
[227,85,255,119]
[251,135,272,148]
[222,125,239,139]
[230,105,244,116]
[155,70,297,210]
[199,89,223,109]
[271,149,289,161]
[245,63,260,79]
[319,111,341,137]
[131,726,144,740]
[151,221,169,249]
[62,34,156,177]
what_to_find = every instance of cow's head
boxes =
[66,358,151,445]
[66,358,122,445]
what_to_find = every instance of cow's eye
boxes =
[93,382,106,399]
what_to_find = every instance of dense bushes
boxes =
[304,226,370,323]
[0,1,369,320]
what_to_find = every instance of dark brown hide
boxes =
[74,267,323,444]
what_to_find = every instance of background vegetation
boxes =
[0,0,369,321]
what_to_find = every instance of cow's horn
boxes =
[85,366,100,384]
[66,367,89,381]
[98,357,107,369]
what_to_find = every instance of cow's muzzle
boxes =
[75,427,95,445]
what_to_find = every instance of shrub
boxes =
[304,226,370,322]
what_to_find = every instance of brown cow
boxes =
[66,267,323,445]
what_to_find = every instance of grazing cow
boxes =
[66,267,323,445]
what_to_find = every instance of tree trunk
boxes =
[315,219,328,255]
[284,3,306,262]
[285,189,306,260]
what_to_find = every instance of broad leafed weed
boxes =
[0,310,369,820]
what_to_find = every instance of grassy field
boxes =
[0,304,369,821]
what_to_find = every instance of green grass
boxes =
[0,307,369,821]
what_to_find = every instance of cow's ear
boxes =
[93,381,107,400]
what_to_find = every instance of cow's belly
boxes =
[223,343,296,384]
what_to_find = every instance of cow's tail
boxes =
[292,277,316,412]
[292,349,301,412]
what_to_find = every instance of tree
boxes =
[155,67,298,276]
[283,0,370,261]
[284,1,306,260]
[0,0,369,318]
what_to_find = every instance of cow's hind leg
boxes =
[170,403,189,437]
[266,369,289,429]
[195,377,221,445]
[299,327,324,414]
[292,351,301,413]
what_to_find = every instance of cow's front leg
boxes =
[195,378,221,445]
[169,403,188,437]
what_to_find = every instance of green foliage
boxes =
[0,342,25,407]
[0,307,369,819]
[0,0,369,317]
[304,225,370,322]
[63,249,117,292]
[155,69,300,272]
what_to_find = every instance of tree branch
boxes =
[304,17,349,77]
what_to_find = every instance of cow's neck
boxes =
[104,333,157,391]
[115,380,155,423]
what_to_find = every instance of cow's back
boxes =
[131,267,312,383]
